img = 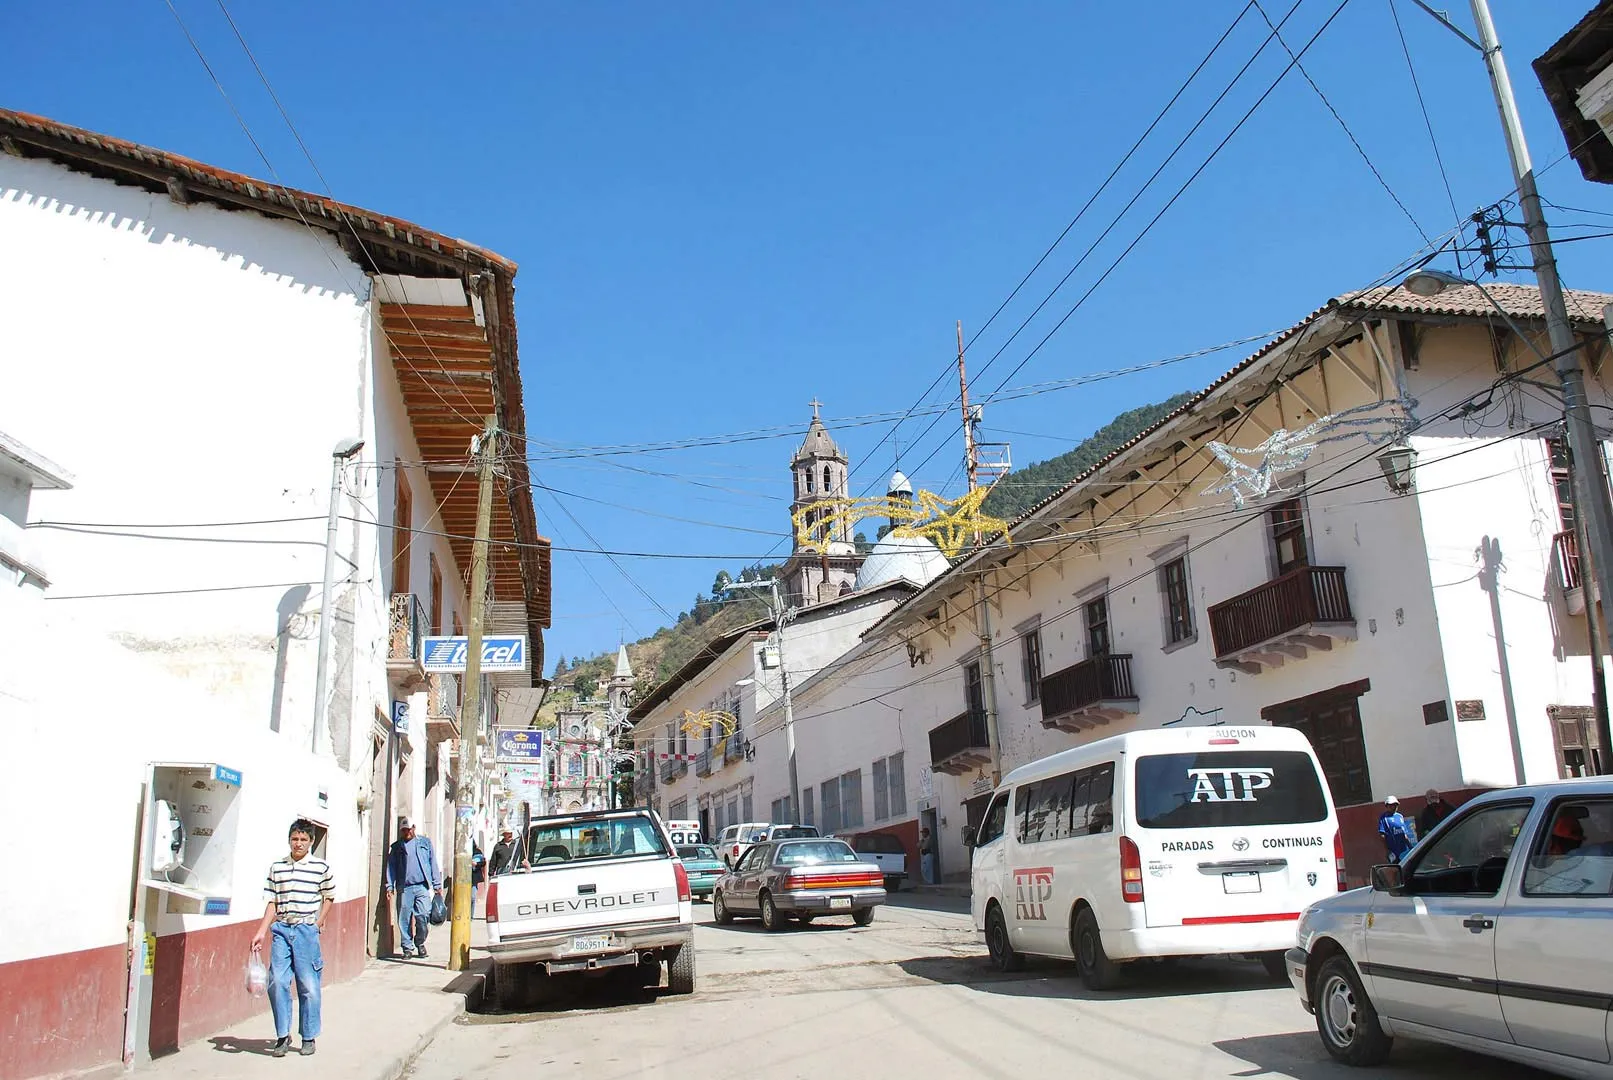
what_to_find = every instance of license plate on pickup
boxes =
[829,897,853,910]
[571,934,612,953]
[1222,872,1262,895]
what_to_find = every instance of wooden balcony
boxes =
[425,672,460,742]
[1554,530,1590,614]
[723,734,748,764]
[1039,654,1139,732]
[929,709,991,776]
[1207,565,1356,674]
[386,593,426,688]
[696,748,714,777]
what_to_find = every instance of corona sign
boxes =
[790,485,1009,561]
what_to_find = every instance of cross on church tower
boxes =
[808,397,823,421]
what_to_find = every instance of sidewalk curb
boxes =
[385,960,490,1080]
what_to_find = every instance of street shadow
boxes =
[472,969,667,1018]
[701,918,870,935]
[897,953,1289,1001]
[1213,1031,1555,1079]
[209,1036,285,1057]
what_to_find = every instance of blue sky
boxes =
[6,1,1609,666]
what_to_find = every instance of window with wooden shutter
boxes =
[1548,706,1602,778]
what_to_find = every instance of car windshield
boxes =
[772,826,818,838]
[1133,750,1329,829]
[775,841,860,865]
[526,815,669,865]
[678,845,718,861]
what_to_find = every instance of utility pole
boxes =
[1477,537,1527,784]
[449,417,497,972]
[312,438,364,754]
[957,323,1003,786]
[733,577,799,818]
[1466,0,1613,774]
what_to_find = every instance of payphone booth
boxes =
[124,762,242,1066]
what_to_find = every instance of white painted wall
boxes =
[0,155,477,957]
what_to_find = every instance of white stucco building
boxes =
[0,108,549,1079]
[750,281,1613,888]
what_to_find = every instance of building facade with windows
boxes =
[0,108,549,1079]
[758,282,1613,886]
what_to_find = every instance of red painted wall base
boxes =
[0,896,368,1080]
[1336,787,1486,887]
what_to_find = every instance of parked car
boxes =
[712,838,885,930]
[715,821,774,868]
[483,808,694,1009]
[965,724,1341,989]
[677,844,725,901]
[839,831,908,890]
[1287,778,1613,1078]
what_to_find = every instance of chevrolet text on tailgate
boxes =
[483,808,694,1008]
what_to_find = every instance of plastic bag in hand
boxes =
[246,953,268,996]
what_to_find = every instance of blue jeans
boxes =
[398,884,433,952]
[268,922,322,1040]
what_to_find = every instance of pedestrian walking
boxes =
[1377,796,1418,864]
[1417,788,1454,838]
[383,817,441,959]
[490,825,527,876]
[919,827,936,886]
[251,819,334,1058]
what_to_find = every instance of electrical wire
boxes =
[1254,0,1428,242]
[1387,0,1467,270]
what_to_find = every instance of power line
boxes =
[1253,0,1429,242]
[1388,0,1467,270]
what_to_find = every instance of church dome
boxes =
[854,532,950,591]
[887,470,913,497]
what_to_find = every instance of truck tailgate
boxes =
[496,857,681,937]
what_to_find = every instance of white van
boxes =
[966,724,1342,989]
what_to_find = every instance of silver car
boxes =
[1286,778,1613,1078]
[712,838,886,931]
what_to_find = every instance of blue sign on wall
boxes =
[210,764,242,787]
[392,699,410,735]
[495,728,545,763]
[422,635,528,674]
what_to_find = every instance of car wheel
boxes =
[985,904,1025,972]
[713,890,734,925]
[1260,951,1288,980]
[1073,909,1122,991]
[491,963,523,1011]
[759,891,783,932]
[667,944,695,995]
[1315,955,1392,1066]
[852,907,875,927]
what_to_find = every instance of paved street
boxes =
[405,896,1547,1080]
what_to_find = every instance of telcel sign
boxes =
[422,635,528,674]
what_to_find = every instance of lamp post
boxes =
[729,577,799,820]
[1404,267,1613,774]
[312,437,364,755]
[1407,0,1613,777]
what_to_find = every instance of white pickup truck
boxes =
[484,808,694,1008]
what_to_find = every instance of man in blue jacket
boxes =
[383,818,441,959]
[1377,795,1418,864]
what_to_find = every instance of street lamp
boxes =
[1377,444,1417,495]
[729,577,799,821]
[312,437,365,755]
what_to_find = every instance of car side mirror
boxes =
[961,826,976,848]
[1370,863,1405,893]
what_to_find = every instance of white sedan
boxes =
[1286,778,1613,1079]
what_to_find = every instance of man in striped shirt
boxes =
[251,819,335,1058]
